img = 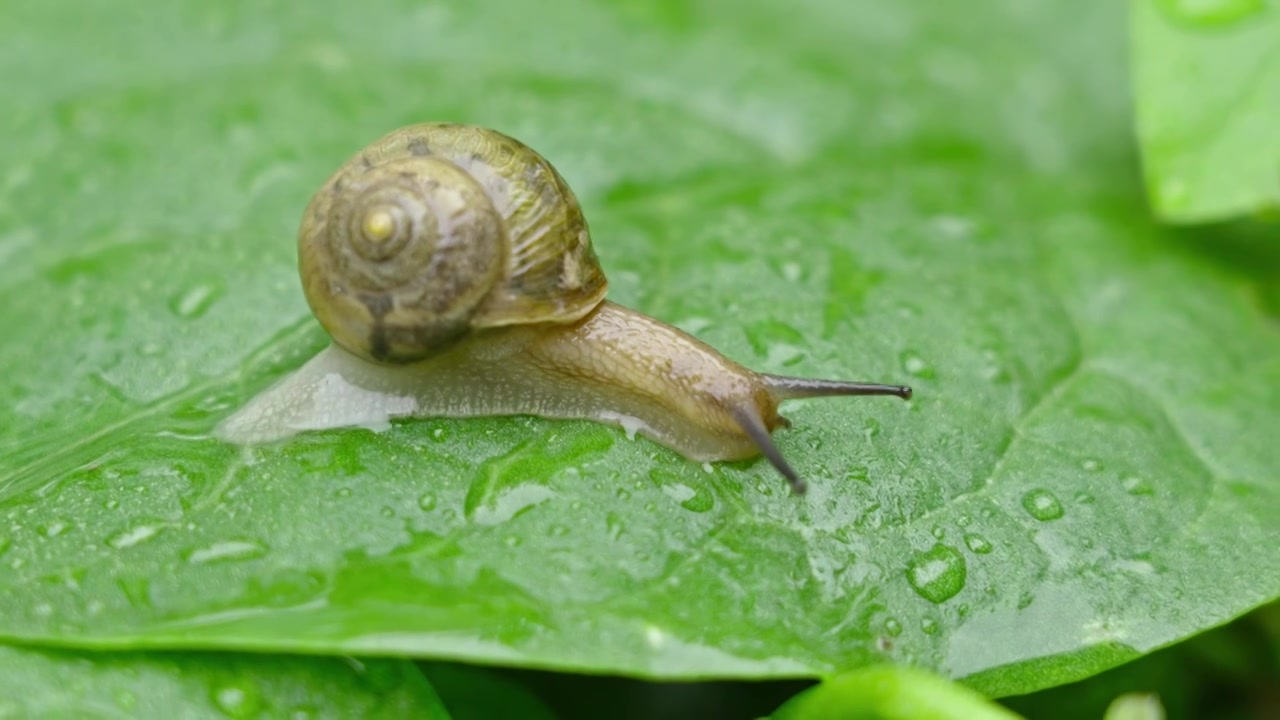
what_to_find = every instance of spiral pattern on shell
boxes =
[297,123,609,365]
[300,155,505,364]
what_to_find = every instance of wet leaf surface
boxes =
[0,0,1277,704]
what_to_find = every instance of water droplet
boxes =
[1157,0,1263,27]
[906,543,967,603]
[1123,476,1154,496]
[43,521,68,537]
[1017,591,1035,609]
[1022,489,1064,521]
[781,261,802,282]
[211,682,261,719]
[103,499,119,510]
[1081,459,1102,472]
[978,347,1007,382]
[334,487,352,498]
[417,492,437,511]
[115,689,137,710]
[1113,558,1157,575]
[920,617,939,634]
[1074,491,1096,504]
[184,540,267,565]
[380,506,395,519]
[900,350,935,379]
[650,469,714,512]
[169,280,224,319]
[956,514,972,528]
[117,577,152,609]
[964,533,993,554]
[503,535,522,548]
[107,524,161,549]
[606,512,625,541]
[930,524,945,540]
[863,417,881,442]
[931,214,974,238]
[549,524,570,537]
[745,320,808,367]
[884,618,903,637]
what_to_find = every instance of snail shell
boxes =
[299,123,606,363]
[217,123,912,494]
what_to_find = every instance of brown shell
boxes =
[298,123,608,364]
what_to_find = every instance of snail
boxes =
[214,123,911,494]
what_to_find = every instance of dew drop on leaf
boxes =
[549,524,570,537]
[1022,489,1065,521]
[169,280,224,319]
[1123,476,1155,496]
[606,512,625,541]
[183,540,268,565]
[417,492,437,511]
[906,543,967,603]
[116,577,153,609]
[42,521,68,538]
[899,350,935,379]
[921,617,939,634]
[1081,458,1102,472]
[964,533,993,554]
[884,617,903,637]
[106,524,162,549]
[211,682,261,719]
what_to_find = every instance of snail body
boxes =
[216,123,911,493]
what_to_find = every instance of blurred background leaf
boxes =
[1131,0,1280,222]
[0,646,448,719]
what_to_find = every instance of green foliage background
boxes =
[0,0,1275,716]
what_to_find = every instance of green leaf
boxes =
[419,662,557,720]
[0,645,448,719]
[771,665,1022,720]
[1,0,1278,700]
[1132,0,1280,222]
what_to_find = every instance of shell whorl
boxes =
[298,124,608,364]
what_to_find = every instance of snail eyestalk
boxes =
[731,406,807,495]
[762,375,913,402]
